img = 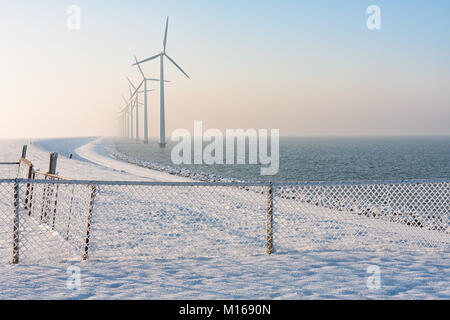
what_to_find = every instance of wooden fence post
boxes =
[13,182,20,264]
[266,182,274,254]
[48,153,58,174]
[21,145,27,159]
[83,186,97,260]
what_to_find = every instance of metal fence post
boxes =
[24,164,33,215]
[266,182,274,254]
[40,177,49,222]
[65,186,75,241]
[13,181,20,264]
[51,184,59,230]
[44,153,58,225]
[28,171,35,216]
[83,186,97,260]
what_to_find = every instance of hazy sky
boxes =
[1,0,449,139]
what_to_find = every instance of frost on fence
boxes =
[88,184,268,260]
[17,160,32,179]
[0,164,19,179]
[0,182,14,264]
[25,181,93,262]
[0,179,448,264]
[273,182,449,252]
[0,180,92,264]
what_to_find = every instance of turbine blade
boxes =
[165,54,190,79]
[129,79,145,100]
[133,53,161,66]
[126,77,137,90]
[163,17,169,52]
[146,78,171,83]
[134,56,146,78]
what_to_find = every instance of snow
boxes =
[1,251,448,299]
[32,137,192,182]
[0,137,449,299]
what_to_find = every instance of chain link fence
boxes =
[0,178,448,264]
[274,181,449,252]
[0,163,20,180]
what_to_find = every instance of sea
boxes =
[112,136,450,183]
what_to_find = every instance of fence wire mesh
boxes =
[0,178,448,264]
[17,160,32,179]
[0,163,20,180]
[273,182,449,252]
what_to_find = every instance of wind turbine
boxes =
[118,105,129,138]
[127,78,140,141]
[133,17,190,147]
[122,93,134,140]
[127,75,158,142]
[117,107,127,137]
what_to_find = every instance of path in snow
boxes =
[74,138,192,182]
[33,136,191,182]
[1,137,190,182]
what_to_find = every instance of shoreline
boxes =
[105,138,247,184]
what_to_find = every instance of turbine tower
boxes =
[127,75,160,143]
[131,57,166,144]
[118,106,129,138]
[122,94,133,140]
[127,78,140,141]
[133,17,190,147]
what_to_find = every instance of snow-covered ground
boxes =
[1,251,449,300]
[0,137,191,182]
[0,137,449,299]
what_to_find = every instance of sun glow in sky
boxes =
[0,0,449,139]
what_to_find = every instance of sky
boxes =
[0,0,449,139]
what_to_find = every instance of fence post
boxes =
[266,182,274,254]
[21,145,27,159]
[51,184,59,230]
[13,181,20,264]
[41,153,58,223]
[24,164,33,215]
[40,176,48,222]
[48,153,58,174]
[83,185,97,260]
[29,171,35,216]
[65,186,75,241]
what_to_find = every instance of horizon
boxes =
[3,133,450,142]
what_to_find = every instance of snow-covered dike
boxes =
[0,138,449,299]
[31,137,191,182]
[0,137,190,182]
[74,138,192,182]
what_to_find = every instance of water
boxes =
[112,136,450,182]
